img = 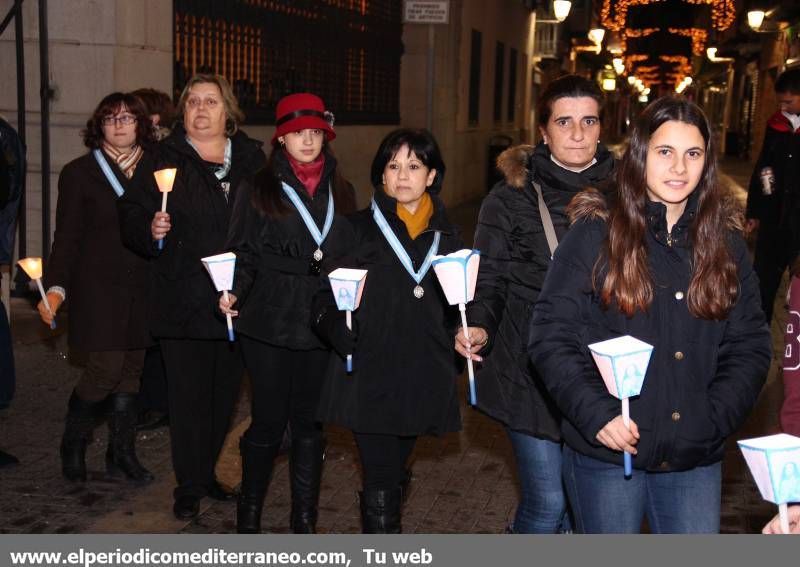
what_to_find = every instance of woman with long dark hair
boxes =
[456,75,615,533]
[529,96,771,533]
[40,92,156,483]
[312,128,462,533]
[220,93,356,533]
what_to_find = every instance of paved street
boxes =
[0,157,787,533]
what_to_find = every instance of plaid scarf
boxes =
[101,141,143,179]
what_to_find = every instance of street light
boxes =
[553,1,572,23]
[747,10,766,30]
[588,28,605,46]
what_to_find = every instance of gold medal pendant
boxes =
[313,248,323,262]
[413,285,424,299]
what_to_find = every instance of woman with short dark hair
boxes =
[313,128,462,533]
[39,92,156,484]
[529,96,771,533]
[456,74,615,533]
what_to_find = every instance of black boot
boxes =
[237,437,280,534]
[359,487,402,533]
[289,436,325,534]
[105,393,154,483]
[60,390,104,482]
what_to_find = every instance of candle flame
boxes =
[154,168,177,193]
[17,257,43,280]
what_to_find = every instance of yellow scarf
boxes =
[396,192,433,240]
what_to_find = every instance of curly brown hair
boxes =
[82,92,155,149]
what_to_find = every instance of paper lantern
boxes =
[589,335,653,400]
[739,434,800,505]
[328,268,368,312]
[431,249,480,306]
[201,252,236,292]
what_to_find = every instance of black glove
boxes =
[313,308,358,358]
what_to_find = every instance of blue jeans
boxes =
[507,429,569,533]
[562,445,722,533]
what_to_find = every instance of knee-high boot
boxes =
[237,437,280,534]
[60,390,105,482]
[289,436,325,533]
[359,487,402,534]
[105,393,154,483]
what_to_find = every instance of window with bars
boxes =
[508,48,517,123]
[174,0,404,125]
[468,29,482,126]
[493,42,505,122]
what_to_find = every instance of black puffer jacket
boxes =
[314,189,463,436]
[529,193,771,471]
[467,142,615,440]
[227,150,356,350]
[118,125,266,339]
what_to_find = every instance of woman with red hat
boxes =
[221,92,356,533]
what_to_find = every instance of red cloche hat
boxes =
[272,93,336,143]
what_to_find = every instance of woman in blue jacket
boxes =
[529,96,772,533]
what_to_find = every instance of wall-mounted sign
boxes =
[403,0,450,24]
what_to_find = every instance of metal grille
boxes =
[174,0,403,125]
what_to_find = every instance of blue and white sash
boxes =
[281,181,334,260]
[92,149,125,197]
[371,199,440,298]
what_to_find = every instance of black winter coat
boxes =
[745,111,800,227]
[529,195,771,471]
[118,125,266,340]
[227,150,357,349]
[46,151,153,352]
[314,189,463,436]
[467,143,615,440]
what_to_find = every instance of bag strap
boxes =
[532,181,558,259]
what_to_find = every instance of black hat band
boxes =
[275,109,329,127]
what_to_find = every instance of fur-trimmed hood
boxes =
[567,186,744,235]
[496,144,537,189]
[495,141,616,193]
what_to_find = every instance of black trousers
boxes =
[354,432,416,491]
[753,224,796,323]
[239,336,327,445]
[160,338,243,499]
[138,344,169,413]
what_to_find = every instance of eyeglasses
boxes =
[102,114,137,126]
[186,97,220,109]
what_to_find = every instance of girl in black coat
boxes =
[118,74,267,520]
[220,93,356,534]
[529,97,771,533]
[39,92,155,484]
[456,75,615,533]
[313,129,462,533]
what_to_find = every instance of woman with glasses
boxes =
[38,92,156,484]
[119,74,266,519]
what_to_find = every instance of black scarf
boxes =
[531,142,616,194]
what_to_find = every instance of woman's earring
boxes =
[278,137,285,146]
